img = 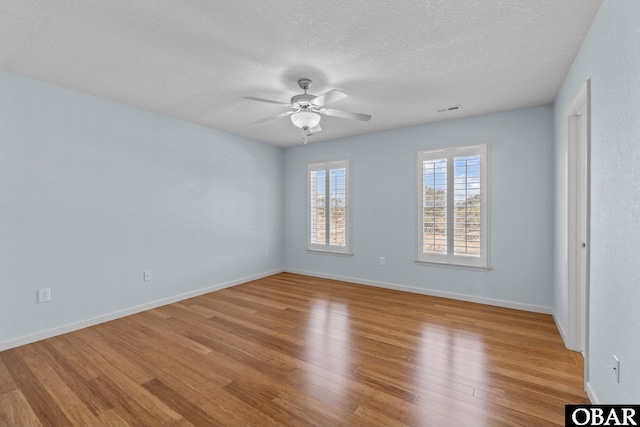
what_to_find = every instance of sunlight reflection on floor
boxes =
[302,299,352,405]
[411,325,490,424]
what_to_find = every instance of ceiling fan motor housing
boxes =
[292,78,317,109]
[291,93,317,109]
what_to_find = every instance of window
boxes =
[417,144,489,268]
[308,159,351,254]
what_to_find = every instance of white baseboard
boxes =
[1,268,555,352]
[585,381,598,404]
[284,268,553,314]
[0,269,283,352]
[553,311,569,346]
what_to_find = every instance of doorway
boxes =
[566,81,590,383]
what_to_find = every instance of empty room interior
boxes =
[1,1,639,426]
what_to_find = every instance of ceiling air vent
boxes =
[436,105,461,113]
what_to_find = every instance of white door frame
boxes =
[566,80,590,382]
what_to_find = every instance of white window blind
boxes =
[417,144,488,268]
[308,160,351,254]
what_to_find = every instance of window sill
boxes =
[307,249,353,257]
[415,260,492,272]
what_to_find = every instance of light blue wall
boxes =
[553,0,640,403]
[0,72,283,344]
[284,106,555,310]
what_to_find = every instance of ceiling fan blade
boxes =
[244,96,289,105]
[322,108,372,122]
[311,89,347,107]
[253,111,293,124]
[309,124,322,133]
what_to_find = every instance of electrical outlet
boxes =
[379,257,385,266]
[143,271,152,282]
[264,249,269,258]
[613,355,620,383]
[37,288,51,303]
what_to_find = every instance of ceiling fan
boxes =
[245,78,372,143]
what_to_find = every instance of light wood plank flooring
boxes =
[0,272,588,426]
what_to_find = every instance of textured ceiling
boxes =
[1,1,602,147]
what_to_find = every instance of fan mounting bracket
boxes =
[298,78,312,91]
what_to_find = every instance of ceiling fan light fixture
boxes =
[291,111,321,129]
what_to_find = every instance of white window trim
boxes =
[307,159,352,255]
[416,143,490,269]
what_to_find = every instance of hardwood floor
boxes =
[0,272,588,426]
